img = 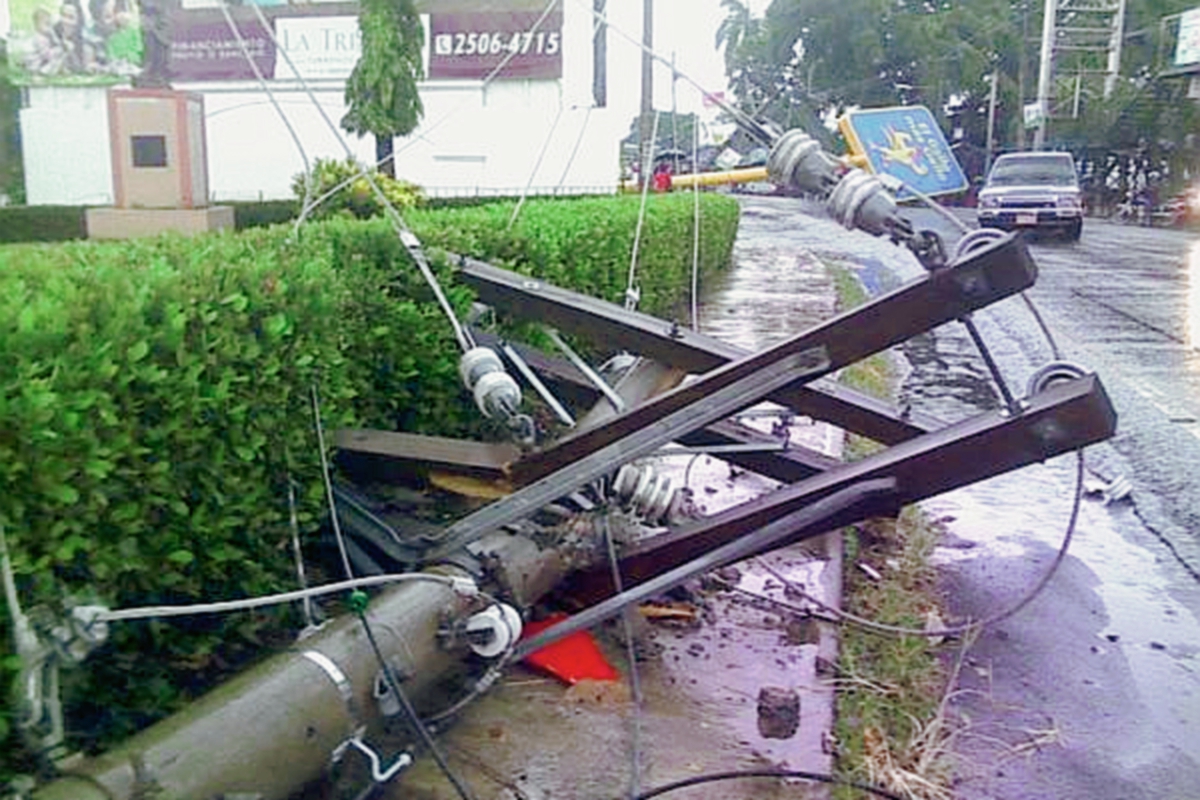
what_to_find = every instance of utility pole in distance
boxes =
[986,70,999,173]
[1034,0,1056,150]
[639,0,654,174]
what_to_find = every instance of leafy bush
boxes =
[294,157,425,221]
[0,192,739,782]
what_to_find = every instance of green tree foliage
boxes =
[723,0,1199,186]
[342,0,424,177]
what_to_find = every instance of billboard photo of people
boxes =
[7,0,144,84]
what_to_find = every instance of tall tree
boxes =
[342,0,424,178]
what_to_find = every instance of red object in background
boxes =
[520,613,620,685]
[653,171,672,193]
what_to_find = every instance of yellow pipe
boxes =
[620,166,770,192]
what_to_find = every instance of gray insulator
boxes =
[1026,361,1090,397]
[766,129,842,194]
[827,170,900,236]
[953,228,1007,262]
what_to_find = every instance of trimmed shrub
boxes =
[0,192,739,779]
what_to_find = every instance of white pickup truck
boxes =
[977,152,1084,242]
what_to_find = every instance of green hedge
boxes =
[411,192,741,321]
[0,192,739,780]
[0,205,87,243]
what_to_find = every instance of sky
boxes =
[620,0,772,115]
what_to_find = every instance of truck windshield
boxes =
[988,157,1077,187]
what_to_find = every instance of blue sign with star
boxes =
[840,106,968,199]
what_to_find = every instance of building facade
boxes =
[7,0,643,205]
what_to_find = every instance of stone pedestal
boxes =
[88,88,230,239]
[86,206,234,239]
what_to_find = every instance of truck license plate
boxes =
[1016,213,1037,225]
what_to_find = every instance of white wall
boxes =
[21,86,115,205]
[20,0,652,205]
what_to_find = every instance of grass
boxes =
[824,260,956,799]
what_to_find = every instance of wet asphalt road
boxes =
[732,195,1200,799]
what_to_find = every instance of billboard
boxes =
[1176,7,1200,67]
[839,105,969,199]
[10,3,566,86]
[428,10,562,80]
[170,13,275,82]
[6,0,143,85]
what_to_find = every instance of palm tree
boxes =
[715,0,759,75]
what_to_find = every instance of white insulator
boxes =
[644,473,676,524]
[473,370,521,419]
[612,463,678,525]
[465,603,523,658]
[459,346,505,391]
[631,465,655,508]
[614,464,639,498]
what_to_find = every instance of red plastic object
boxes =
[520,612,620,685]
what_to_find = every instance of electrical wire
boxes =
[1021,292,1063,360]
[94,573,475,622]
[626,110,661,311]
[900,179,972,236]
[233,0,475,353]
[754,449,1087,640]
[218,3,314,215]
[571,0,775,146]
[509,103,566,229]
[285,471,319,630]
[556,105,595,191]
[630,768,903,800]
[357,608,479,800]
[421,659,509,727]
[311,384,354,582]
[602,512,644,799]
[312,382,477,798]
[904,186,1066,401]
[294,0,564,228]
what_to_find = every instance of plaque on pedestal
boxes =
[87,88,234,239]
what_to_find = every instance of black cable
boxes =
[356,608,479,800]
[603,511,645,799]
[630,768,903,800]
